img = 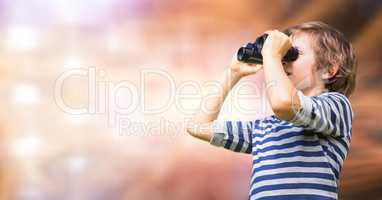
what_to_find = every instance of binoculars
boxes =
[237,34,299,64]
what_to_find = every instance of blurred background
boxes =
[0,0,381,199]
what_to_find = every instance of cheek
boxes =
[293,55,315,76]
[289,54,319,89]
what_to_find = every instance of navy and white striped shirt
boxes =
[210,91,353,200]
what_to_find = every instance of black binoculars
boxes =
[237,34,299,64]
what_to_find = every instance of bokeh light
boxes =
[0,1,381,200]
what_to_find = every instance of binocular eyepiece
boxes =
[237,34,299,64]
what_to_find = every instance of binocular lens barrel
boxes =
[237,47,262,64]
[237,47,252,61]
[237,34,299,64]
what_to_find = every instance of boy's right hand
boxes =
[229,53,263,78]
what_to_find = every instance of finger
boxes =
[231,53,237,62]
[242,65,263,74]
[275,30,289,40]
[264,30,274,36]
[231,53,240,64]
[246,67,262,75]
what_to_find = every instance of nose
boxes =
[282,61,292,72]
[282,60,293,67]
[282,61,292,69]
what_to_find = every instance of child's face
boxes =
[283,33,325,95]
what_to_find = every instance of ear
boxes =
[321,64,339,80]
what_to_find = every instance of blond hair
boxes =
[284,21,357,97]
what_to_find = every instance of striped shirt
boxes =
[210,91,353,200]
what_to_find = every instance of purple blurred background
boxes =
[0,0,381,199]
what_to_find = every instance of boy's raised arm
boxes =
[186,56,261,142]
[261,30,301,121]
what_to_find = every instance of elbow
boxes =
[186,121,213,142]
[186,125,196,138]
[186,121,200,138]
[271,97,293,120]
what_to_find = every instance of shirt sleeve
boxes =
[210,120,253,154]
[289,91,354,139]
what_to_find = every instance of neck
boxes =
[302,82,326,97]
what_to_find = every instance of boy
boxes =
[187,21,356,200]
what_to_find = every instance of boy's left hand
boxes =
[261,30,292,61]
